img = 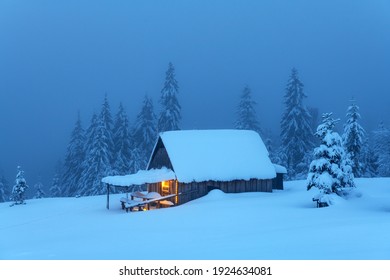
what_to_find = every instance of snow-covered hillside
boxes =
[1,178,389,260]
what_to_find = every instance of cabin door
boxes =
[161,180,171,196]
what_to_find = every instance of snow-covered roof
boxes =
[151,129,276,183]
[273,164,287,174]
[102,167,176,187]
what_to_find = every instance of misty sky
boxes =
[1,0,389,186]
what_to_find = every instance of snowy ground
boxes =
[1,178,390,260]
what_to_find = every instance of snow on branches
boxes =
[307,113,355,204]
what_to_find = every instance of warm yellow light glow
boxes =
[175,180,178,205]
[161,180,170,195]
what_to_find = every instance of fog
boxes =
[1,0,389,187]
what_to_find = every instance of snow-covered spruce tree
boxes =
[265,136,275,161]
[157,62,181,133]
[50,164,62,197]
[34,181,45,199]
[307,113,355,200]
[133,95,157,169]
[280,68,314,178]
[0,175,11,202]
[76,113,98,195]
[129,146,144,174]
[79,96,114,196]
[235,85,261,134]
[372,122,390,177]
[342,99,365,177]
[360,138,379,177]
[11,166,29,205]
[112,103,132,175]
[61,113,85,196]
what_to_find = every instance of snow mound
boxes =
[202,189,226,201]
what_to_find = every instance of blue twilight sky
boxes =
[0,0,389,186]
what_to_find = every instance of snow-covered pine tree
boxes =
[61,113,85,197]
[360,137,379,177]
[49,160,63,197]
[133,95,157,169]
[235,85,261,134]
[280,68,314,178]
[34,181,45,199]
[129,146,144,173]
[372,122,390,177]
[11,166,29,205]
[343,99,365,177]
[79,96,114,196]
[265,137,275,161]
[307,113,355,199]
[157,62,181,132]
[0,175,10,202]
[76,113,98,195]
[308,106,320,136]
[99,95,115,165]
[112,103,132,175]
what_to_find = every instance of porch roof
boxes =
[102,167,176,187]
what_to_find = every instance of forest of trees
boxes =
[58,63,182,197]
[0,65,388,200]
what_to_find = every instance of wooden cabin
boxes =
[102,129,286,209]
[146,129,283,205]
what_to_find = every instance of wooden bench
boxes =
[158,200,174,208]
[120,197,145,211]
[312,198,328,208]
[121,193,178,212]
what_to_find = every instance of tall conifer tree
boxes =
[79,96,114,196]
[133,95,157,169]
[61,113,85,196]
[372,122,390,177]
[342,99,365,177]
[157,62,181,132]
[235,85,261,134]
[280,68,314,178]
[0,175,10,202]
[112,103,132,175]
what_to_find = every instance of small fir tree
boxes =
[50,173,62,197]
[235,85,261,134]
[307,113,355,200]
[34,181,45,199]
[11,166,29,205]
[157,62,181,132]
[343,99,365,177]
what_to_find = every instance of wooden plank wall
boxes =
[175,179,273,205]
[149,179,274,206]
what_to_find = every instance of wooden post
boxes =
[106,184,110,210]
